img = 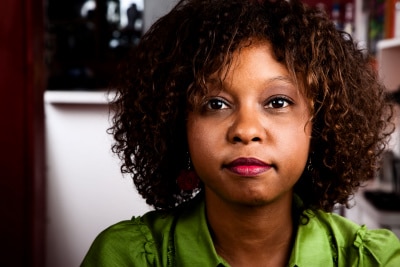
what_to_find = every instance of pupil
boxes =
[272,99,284,108]
[210,100,223,109]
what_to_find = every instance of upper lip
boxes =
[225,157,270,167]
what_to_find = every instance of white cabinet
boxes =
[44,91,151,267]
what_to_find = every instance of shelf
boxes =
[44,90,115,105]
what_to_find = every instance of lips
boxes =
[224,157,272,176]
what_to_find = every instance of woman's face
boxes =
[187,42,312,207]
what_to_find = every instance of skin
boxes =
[186,41,312,266]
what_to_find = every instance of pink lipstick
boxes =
[225,157,271,176]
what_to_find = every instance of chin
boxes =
[242,199,271,207]
[233,193,273,207]
[232,189,291,208]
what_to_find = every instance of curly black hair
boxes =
[109,0,393,212]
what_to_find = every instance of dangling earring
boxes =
[177,153,200,191]
[307,155,314,172]
[307,153,316,184]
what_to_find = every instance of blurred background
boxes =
[1,0,400,266]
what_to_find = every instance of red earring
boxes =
[177,169,200,191]
[177,154,200,191]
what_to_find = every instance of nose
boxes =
[227,108,266,144]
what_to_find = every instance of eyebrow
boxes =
[265,76,295,85]
[205,75,295,87]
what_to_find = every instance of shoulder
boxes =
[81,210,176,267]
[81,196,206,267]
[312,210,400,266]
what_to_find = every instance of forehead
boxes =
[206,41,295,88]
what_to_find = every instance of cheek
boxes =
[277,121,311,160]
[188,126,214,154]
[186,116,220,172]
[187,115,208,155]
[287,125,311,167]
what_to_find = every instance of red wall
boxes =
[0,0,46,266]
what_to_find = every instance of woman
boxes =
[82,0,400,266]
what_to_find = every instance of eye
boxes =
[205,98,229,110]
[265,96,293,109]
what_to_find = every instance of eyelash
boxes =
[204,96,293,110]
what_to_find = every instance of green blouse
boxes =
[81,196,400,266]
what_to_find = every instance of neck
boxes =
[205,192,295,267]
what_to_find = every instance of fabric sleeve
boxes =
[80,218,157,267]
[353,226,400,267]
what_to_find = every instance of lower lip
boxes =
[228,165,271,176]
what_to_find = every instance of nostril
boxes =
[232,136,261,143]
[233,136,242,142]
